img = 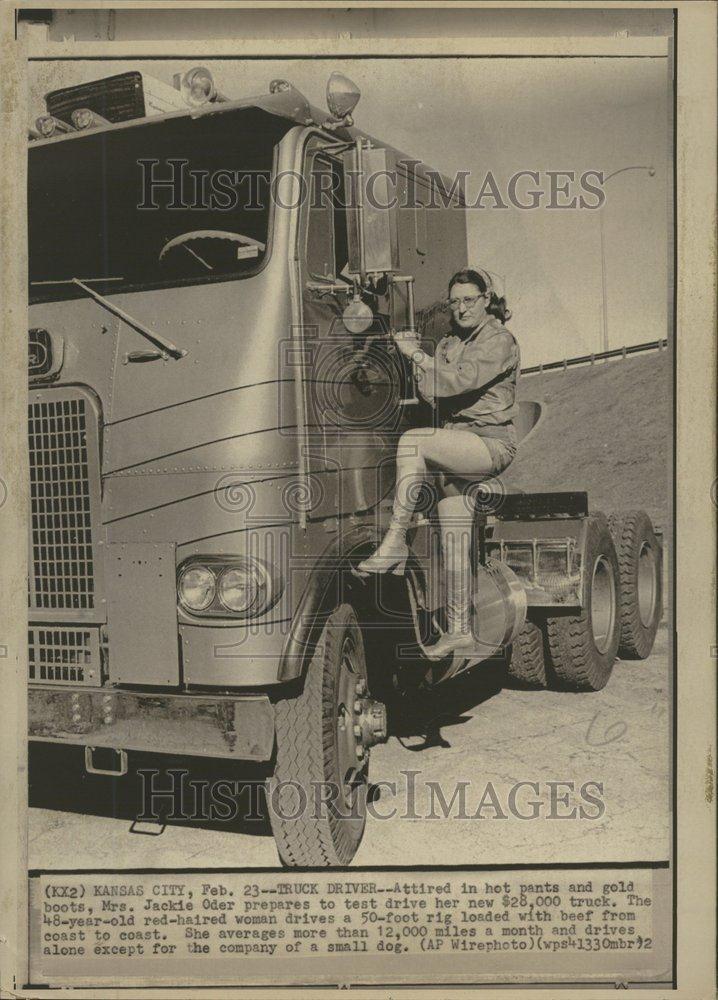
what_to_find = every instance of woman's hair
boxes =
[448,267,512,323]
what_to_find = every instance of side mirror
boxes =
[343,145,400,279]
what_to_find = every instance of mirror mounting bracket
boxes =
[305,280,353,295]
[321,113,355,131]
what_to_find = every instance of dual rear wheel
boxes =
[506,509,662,692]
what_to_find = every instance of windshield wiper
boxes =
[31,277,187,360]
[32,276,125,285]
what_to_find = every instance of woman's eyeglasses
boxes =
[447,294,483,310]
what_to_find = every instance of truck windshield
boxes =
[29,106,292,303]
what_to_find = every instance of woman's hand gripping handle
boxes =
[393,329,434,405]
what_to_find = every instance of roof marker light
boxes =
[35,115,73,138]
[175,66,217,107]
[326,72,361,126]
[71,107,110,130]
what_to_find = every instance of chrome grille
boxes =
[28,389,102,614]
[29,626,100,685]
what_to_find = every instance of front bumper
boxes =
[28,686,275,761]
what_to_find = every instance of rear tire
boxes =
[607,510,663,659]
[506,619,548,688]
[545,514,620,691]
[268,604,370,867]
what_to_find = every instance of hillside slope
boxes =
[503,351,671,529]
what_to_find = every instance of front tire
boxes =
[545,514,620,691]
[268,604,371,867]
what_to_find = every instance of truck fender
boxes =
[278,522,379,682]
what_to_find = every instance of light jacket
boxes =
[416,314,520,442]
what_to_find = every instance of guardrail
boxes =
[522,338,668,375]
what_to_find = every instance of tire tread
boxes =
[507,620,548,688]
[607,510,662,660]
[269,605,366,867]
[544,514,620,692]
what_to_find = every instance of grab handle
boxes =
[392,275,419,406]
[84,746,128,777]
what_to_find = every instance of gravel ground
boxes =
[29,621,670,870]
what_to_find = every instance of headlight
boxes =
[218,563,267,614]
[177,557,281,618]
[178,564,216,612]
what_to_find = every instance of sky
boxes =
[29,55,670,368]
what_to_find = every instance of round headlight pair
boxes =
[178,560,269,616]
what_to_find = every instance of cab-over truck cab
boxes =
[27,68,663,866]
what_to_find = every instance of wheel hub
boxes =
[336,648,388,799]
[637,541,657,627]
[352,680,388,759]
[590,554,616,653]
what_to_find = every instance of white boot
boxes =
[357,520,410,575]
[425,496,475,660]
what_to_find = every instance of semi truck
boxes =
[27,67,663,866]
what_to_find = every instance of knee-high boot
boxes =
[356,502,411,575]
[357,438,428,576]
[425,495,476,660]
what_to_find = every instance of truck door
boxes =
[298,139,403,519]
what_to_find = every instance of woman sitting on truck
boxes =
[357,266,520,659]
